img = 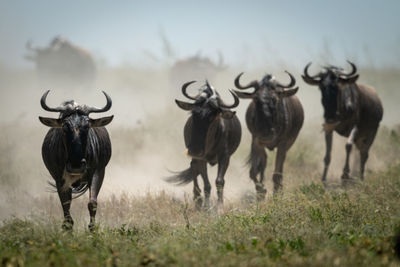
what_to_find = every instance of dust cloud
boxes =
[0,52,399,224]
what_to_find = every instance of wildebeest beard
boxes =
[188,105,219,157]
[337,84,357,120]
[255,90,277,134]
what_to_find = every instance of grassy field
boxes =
[0,66,399,266]
[1,164,400,266]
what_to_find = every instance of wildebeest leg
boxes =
[321,132,333,182]
[342,127,357,180]
[273,146,287,194]
[216,156,229,213]
[249,139,267,200]
[56,181,73,230]
[88,168,105,231]
[190,159,202,210]
[198,161,211,209]
[356,128,377,181]
[359,150,369,181]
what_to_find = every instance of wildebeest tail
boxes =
[46,180,89,199]
[71,182,89,199]
[165,167,194,185]
[47,180,57,193]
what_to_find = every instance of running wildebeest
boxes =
[234,71,304,199]
[302,61,383,182]
[169,52,226,95]
[39,90,113,230]
[167,81,241,212]
[26,36,96,86]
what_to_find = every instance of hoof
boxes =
[88,223,97,232]
[62,218,74,231]
[256,189,267,201]
[203,200,211,211]
[194,197,203,211]
[255,183,267,201]
[341,172,350,180]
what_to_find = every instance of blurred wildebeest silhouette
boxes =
[302,61,383,182]
[39,91,113,231]
[167,81,241,212]
[169,53,226,95]
[25,36,96,86]
[234,71,304,199]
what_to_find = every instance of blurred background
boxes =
[0,0,399,223]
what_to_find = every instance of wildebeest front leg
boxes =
[273,146,287,194]
[88,169,105,231]
[249,139,267,200]
[56,181,73,230]
[216,156,229,213]
[198,161,211,209]
[342,127,357,181]
[322,132,333,182]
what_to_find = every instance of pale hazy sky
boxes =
[1,0,399,68]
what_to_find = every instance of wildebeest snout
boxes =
[66,158,87,174]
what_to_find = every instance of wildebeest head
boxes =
[39,91,113,174]
[175,81,239,157]
[302,61,359,123]
[234,71,299,132]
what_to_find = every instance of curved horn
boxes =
[302,62,321,85]
[276,71,296,88]
[234,72,260,91]
[340,60,357,77]
[86,91,112,114]
[181,81,197,100]
[40,90,66,112]
[218,89,239,109]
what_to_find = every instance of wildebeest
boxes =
[302,61,383,182]
[39,90,113,230]
[234,71,304,199]
[26,36,96,86]
[167,81,241,212]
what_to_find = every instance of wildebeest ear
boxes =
[301,75,320,86]
[234,90,255,99]
[39,116,63,128]
[339,74,359,84]
[175,99,194,111]
[220,110,236,119]
[277,87,299,98]
[89,115,114,127]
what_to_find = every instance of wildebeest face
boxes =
[176,81,239,157]
[318,71,340,122]
[302,61,359,123]
[61,113,90,173]
[234,71,299,132]
[39,90,113,174]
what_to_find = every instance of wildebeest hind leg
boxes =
[190,160,202,210]
[216,156,229,214]
[356,129,377,181]
[56,181,73,231]
[88,168,105,231]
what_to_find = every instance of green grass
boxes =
[1,164,400,266]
